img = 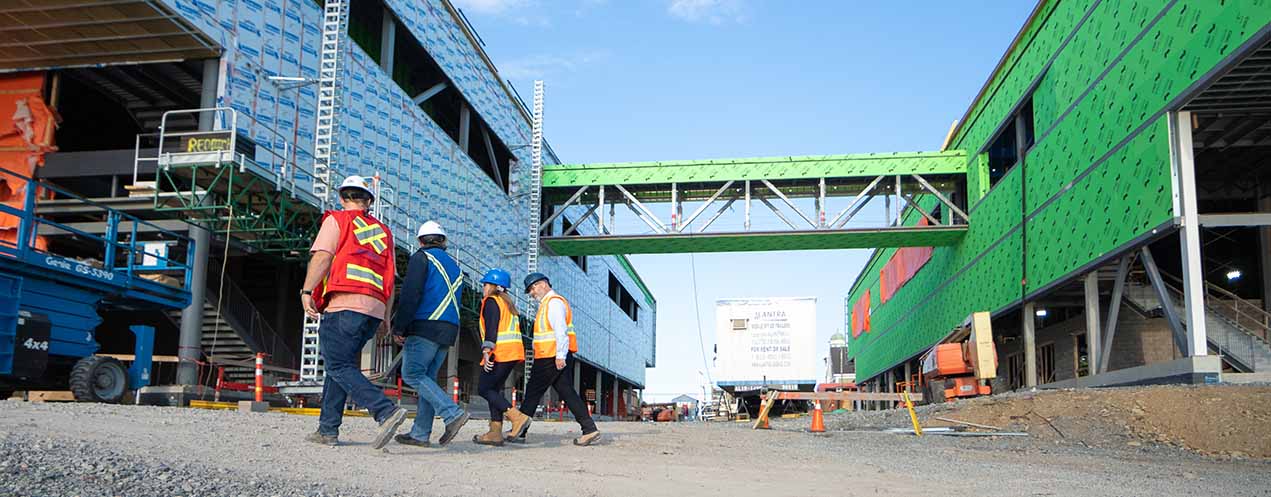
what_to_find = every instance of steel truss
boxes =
[538,172,969,255]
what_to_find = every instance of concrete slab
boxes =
[238,401,269,413]
[1038,356,1222,390]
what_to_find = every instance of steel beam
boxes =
[757,196,797,230]
[1099,255,1131,373]
[679,180,734,232]
[830,175,885,228]
[379,7,395,74]
[912,174,970,223]
[1141,246,1188,354]
[1197,212,1271,227]
[538,186,587,232]
[761,179,816,228]
[698,196,737,233]
[412,82,447,105]
[542,150,966,187]
[615,184,667,234]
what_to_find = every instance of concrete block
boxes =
[238,401,269,413]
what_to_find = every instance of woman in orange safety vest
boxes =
[472,268,533,446]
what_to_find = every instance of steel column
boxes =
[1083,272,1101,377]
[176,58,218,386]
[744,180,751,231]
[1172,111,1207,356]
[1022,301,1037,388]
[458,104,471,154]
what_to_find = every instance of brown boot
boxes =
[504,408,533,440]
[473,421,505,446]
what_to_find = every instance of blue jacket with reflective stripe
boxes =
[411,247,462,325]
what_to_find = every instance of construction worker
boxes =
[300,175,407,449]
[391,220,470,447]
[511,272,600,446]
[472,268,533,446]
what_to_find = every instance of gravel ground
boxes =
[2,399,1270,497]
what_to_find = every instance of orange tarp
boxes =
[0,72,56,251]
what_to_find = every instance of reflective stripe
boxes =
[352,217,388,253]
[424,252,462,320]
[533,295,577,356]
[345,263,384,290]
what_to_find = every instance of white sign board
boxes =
[715,297,817,387]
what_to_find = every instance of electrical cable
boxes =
[689,253,713,389]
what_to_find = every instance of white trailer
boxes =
[714,297,817,413]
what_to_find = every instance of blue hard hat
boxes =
[523,272,549,293]
[480,268,512,289]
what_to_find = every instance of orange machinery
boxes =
[920,312,997,402]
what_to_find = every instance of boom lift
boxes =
[920,311,997,403]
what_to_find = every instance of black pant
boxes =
[477,360,519,421]
[519,352,597,434]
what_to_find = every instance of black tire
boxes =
[69,356,127,404]
[0,390,12,400]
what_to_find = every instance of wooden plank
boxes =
[100,354,180,363]
[751,393,777,430]
[24,391,75,402]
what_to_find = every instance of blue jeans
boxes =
[401,335,463,441]
[317,311,397,437]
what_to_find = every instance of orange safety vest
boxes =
[481,296,524,363]
[313,209,394,311]
[533,294,577,358]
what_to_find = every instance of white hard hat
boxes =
[417,220,446,238]
[338,175,374,198]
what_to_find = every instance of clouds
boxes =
[667,0,746,24]
[499,51,609,80]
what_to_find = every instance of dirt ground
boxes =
[2,386,1271,497]
[802,384,1271,459]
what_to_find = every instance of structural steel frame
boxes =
[538,159,971,255]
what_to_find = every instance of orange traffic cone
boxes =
[810,401,826,433]
[758,414,770,429]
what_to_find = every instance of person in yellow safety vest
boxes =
[508,272,600,446]
[472,268,534,446]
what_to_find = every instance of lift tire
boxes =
[70,356,128,404]
[0,390,12,400]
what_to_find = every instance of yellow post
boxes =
[902,388,922,437]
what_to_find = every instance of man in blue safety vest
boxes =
[391,220,471,447]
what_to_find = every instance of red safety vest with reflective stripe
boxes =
[533,294,577,358]
[313,209,394,311]
[481,296,524,363]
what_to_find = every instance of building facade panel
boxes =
[848,0,1271,380]
[158,0,656,385]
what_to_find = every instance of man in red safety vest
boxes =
[300,175,407,449]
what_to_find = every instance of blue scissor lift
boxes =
[0,168,193,403]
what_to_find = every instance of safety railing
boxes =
[1158,271,1271,344]
[0,167,194,307]
[1138,272,1269,372]
[204,270,297,369]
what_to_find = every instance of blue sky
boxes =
[456,0,1036,400]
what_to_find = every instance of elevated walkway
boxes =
[538,151,970,255]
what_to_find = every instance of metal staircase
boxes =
[166,270,297,381]
[1122,271,1271,372]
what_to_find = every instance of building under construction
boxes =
[0,0,654,414]
[842,1,1271,396]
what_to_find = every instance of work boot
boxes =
[371,408,408,450]
[504,430,527,444]
[437,411,471,446]
[473,421,505,446]
[305,431,338,446]
[573,430,601,446]
[504,408,533,440]
[394,434,430,447]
